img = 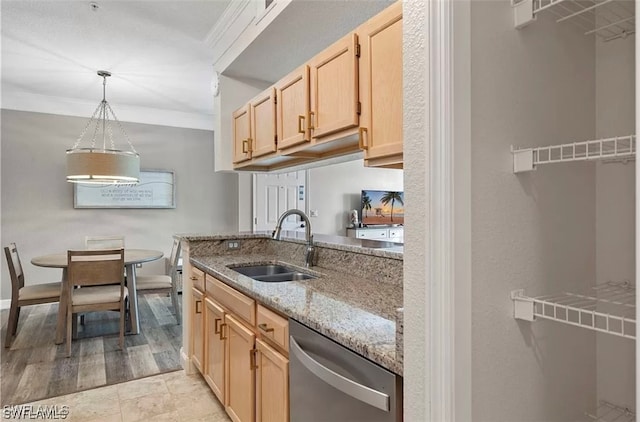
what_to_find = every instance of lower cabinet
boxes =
[191,287,204,372]
[204,298,226,404]
[256,338,289,422]
[199,281,290,422]
[226,314,256,422]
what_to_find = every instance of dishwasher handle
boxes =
[289,335,390,412]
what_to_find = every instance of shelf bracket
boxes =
[511,289,535,321]
[511,146,535,173]
[512,0,535,29]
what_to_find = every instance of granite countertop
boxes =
[186,236,403,376]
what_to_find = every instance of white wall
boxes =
[308,159,403,236]
[470,2,597,421]
[595,35,636,409]
[1,109,239,300]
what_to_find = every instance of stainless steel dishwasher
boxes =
[289,319,402,422]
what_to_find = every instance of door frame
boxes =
[403,0,471,421]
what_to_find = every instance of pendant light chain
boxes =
[105,102,137,153]
[70,101,103,150]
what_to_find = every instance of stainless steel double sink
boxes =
[228,264,317,283]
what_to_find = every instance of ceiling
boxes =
[1,0,230,130]
[1,0,393,131]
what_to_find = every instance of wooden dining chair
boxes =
[85,235,125,250]
[3,243,62,348]
[66,249,127,357]
[135,238,181,324]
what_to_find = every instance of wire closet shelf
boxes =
[586,400,636,422]
[512,0,635,42]
[511,135,636,173]
[511,281,635,339]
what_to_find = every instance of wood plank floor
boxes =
[0,293,182,406]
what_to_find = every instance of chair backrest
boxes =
[4,243,25,295]
[85,235,125,250]
[67,249,125,289]
[168,238,181,277]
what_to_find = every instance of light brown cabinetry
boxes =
[308,32,360,140]
[190,286,204,372]
[256,338,289,422]
[233,105,252,164]
[276,65,310,151]
[229,2,403,172]
[197,274,290,422]
[357,0,403,168]
[250,88,277,159]
[204,297,226,404]
[225,314,256,422]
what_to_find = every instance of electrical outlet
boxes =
[227,240,241,250]
[310,209,319,217]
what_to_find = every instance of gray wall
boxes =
[595,35,636,408]
[470,2,597,421]
[308,159,403,236]
[1,109,239,300]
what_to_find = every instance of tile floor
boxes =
[11,370,231,422]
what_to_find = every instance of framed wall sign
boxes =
[74,170,176,209]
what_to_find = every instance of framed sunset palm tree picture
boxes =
[361,190,404,225]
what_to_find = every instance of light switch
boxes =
[310,210,319,217]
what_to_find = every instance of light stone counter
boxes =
[178,233,403,376]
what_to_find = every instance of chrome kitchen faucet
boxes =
[272,209,315,268]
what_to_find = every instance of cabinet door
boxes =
[204,298,226,405]
[191,287,204,373]
[225,314,256,422]
[276,65,310,150]
[256,338,289,422]
[309,32,359,139]
[250,88,277,158]
[233,104,252,164]
[358,1,403,166]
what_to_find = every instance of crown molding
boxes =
[1,91,214,131]
[204,0,253,49]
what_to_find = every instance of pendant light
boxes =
[66,70,140,184]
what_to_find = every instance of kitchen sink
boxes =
[228,264,317,283]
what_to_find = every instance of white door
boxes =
[253,171,307,232]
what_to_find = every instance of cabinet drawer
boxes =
[357,229,388,239]
[208,275,256,325]
[190,267,205,291]
[257,305,289,353]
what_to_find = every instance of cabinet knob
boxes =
[242,139,249,153]
[298,115,306,134]
[195,300,202,314]
[258,323,275,333]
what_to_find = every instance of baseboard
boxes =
[0,299,10,310]
[181,347,197,375]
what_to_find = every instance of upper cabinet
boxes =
[308,33,360,140]
[250,88,277,159]
[231,1,403,172]
[276,65,310,151]
[233,105,252,164]
[357,1,403,168]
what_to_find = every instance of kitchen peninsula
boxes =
[178,232,403,421]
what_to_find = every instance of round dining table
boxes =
[31,249,163,344]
